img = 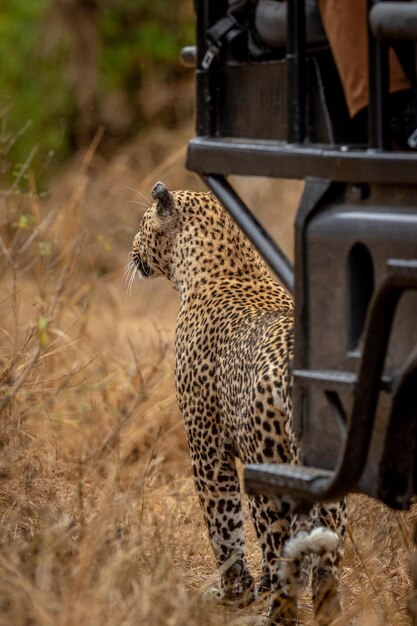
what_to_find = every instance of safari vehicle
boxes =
[183,0,417,515]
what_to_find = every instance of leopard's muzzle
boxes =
[132,253,154,278]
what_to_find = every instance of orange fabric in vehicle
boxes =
[318,0,410,117]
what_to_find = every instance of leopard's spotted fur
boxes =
[130,182,345,625]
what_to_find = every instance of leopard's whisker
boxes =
[124,255,139,297]
[126,266,133,296]
[127,200,150,209]
[123,258,130,277]
[128,264,137,296]
[124,255,134,282]
[122,184,151,206]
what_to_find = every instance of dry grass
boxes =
[0,124,415,626]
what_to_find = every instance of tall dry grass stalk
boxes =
[0,128,415,625]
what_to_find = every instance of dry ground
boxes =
[0,123,415,625]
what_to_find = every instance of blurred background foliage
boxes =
[0,0,194,186]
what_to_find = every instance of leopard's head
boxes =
[130,181,180,281]
[129,181,266,294]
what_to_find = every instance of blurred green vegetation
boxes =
[0,0,194,187]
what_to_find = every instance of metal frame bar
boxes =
[378,348,417,508]
[286,0,306,143]
[368,0,390,149]
[370,2,417,42]
[187,137,417,184]
[195,0,228,137]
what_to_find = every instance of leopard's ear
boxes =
[152,181,175,217]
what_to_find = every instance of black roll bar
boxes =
[370,2,417,41]
[368,0,390,149]
[286,0,306,144]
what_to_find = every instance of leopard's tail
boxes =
[279,527,340,594]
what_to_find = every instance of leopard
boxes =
[129,181,346,625]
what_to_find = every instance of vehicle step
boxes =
[244,463,333,498]
[294,369,393,392]
[294,369,357,389]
